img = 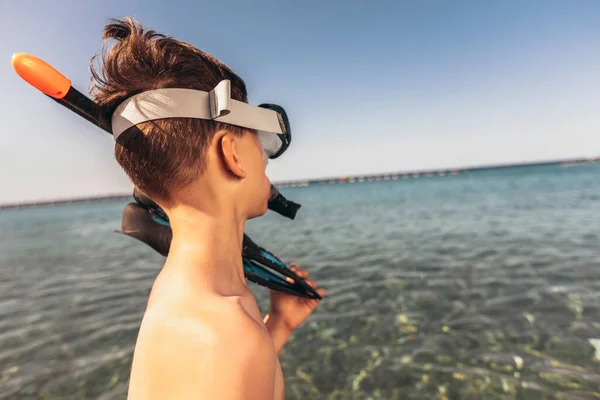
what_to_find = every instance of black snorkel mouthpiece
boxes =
[268,185,301,220]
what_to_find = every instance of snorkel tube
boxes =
[12,52,320,300]
[11,53,110,133]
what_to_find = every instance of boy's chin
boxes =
[247,202,269,220]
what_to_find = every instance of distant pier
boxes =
[274,157,599,189]
[275,168,463,188]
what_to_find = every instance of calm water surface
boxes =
[1,164,600,399]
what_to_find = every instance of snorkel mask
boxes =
[12,52,319,300]
[111,80,291,161]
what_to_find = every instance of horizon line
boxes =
[1,156,597,209]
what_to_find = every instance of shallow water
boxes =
[1,163,600,399]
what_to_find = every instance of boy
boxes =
[90,17,325,399]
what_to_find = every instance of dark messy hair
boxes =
[89,17,249,201]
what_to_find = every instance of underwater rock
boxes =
[582,304,600,319]
[410,348,440,364]
[544,336,596,362]
[569,322,600,338]
[462,288,489,302]
[475,352,527,374]
[554,391,600,400]
[443,314,496,331]
[482,293,541,314]
[518,380,556,399]
[538,368,600,391]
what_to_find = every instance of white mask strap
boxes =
[111,80,285,140]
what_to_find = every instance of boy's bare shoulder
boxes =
[127,296,276,400]
[138,296,271,353]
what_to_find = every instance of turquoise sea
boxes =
[2,163,600,399]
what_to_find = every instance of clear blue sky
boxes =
[1,0,599,204]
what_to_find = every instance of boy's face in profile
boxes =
[237,130,273,219]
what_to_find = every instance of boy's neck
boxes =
[162,205,250,297]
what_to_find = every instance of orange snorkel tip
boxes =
[11,52,110,133]
[12,53,71,99]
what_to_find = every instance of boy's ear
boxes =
[219,132,247,179]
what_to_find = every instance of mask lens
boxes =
[258,104,291,159]
[257,130,282,158]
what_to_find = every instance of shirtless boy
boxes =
[90,17,325,399]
